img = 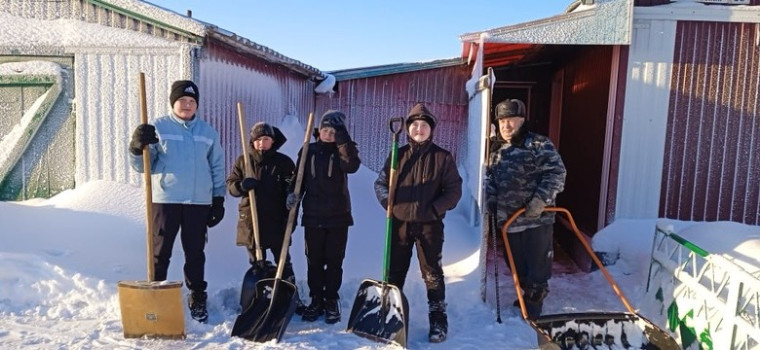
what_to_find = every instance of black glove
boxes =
[486,195,497,214]
[334,125,351,145]
[239,177,259,192]
[129,124,159,156]
[207,196,225,227]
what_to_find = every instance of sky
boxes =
[4,114,759,349]
[147,0,574,71]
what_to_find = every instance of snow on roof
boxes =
[0,11,176,49]
[459,0,632,45]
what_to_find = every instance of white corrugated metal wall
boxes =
[615,17,676,220]
[75,46,191,187]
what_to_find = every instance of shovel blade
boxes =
[532,312,679,350]
[231,278,298,343]
[346,279,409,348]
[239,261,276,311]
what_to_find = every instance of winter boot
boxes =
[294,298,307,316]
[188,291,208,323]
[428,300,448,343]
[324,298,341,324]
[524,287,548,320]
[301,298,324,322]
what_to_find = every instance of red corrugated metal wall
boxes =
[316,65,471,172]
[661,21,760,225]
[198,40,316,176]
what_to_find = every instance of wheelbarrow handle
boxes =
[500,207,636,320]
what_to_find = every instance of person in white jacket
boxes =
[128,80,226,323]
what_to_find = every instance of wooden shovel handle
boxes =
[236,103,264,262]
[138,73,154,282]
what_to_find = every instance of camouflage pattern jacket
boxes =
[486,132,566,233]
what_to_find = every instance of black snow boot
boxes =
[301,298,324,322]
[324,298,341,324]
[188,291,208,323]
[428,301,448,343]
[524,287,548,320]
[294,298,307,316]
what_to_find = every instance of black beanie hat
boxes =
[169,80,199,106]
[249,122,276,141]
[320,110,346,129]
[495,99,526,120]
[405,103,437,130]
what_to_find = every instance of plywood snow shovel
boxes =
[501,207,678,350]
[235,102,275,311]
[118,72,185,339]
[231,112,314,342]
[346,117,409,348]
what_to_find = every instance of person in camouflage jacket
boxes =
[486,98,566,320]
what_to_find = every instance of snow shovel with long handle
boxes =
[346,116,409,348]
[118,72,185,339]
[231,112,314,342]
[235,102,275,311]
[501,207,679,350]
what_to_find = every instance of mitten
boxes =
[334,125,351,145]
[524,197,546,218]
[207,196,225,227]
[129,124,159,155]
[239,177,259,192]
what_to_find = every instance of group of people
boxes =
[127,79,566,343]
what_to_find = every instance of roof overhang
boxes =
[459,0,632,66]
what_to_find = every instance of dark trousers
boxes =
[152,203,209,292]
[247,238,295,282]
[388,218,446,303]
[304,226,348,300]
[506,224,553,290]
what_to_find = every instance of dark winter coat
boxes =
[486,131,566,233]
[374,140,462,223]
[226,128,295,248]
[296,140,361,228]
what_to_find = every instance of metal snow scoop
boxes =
[501,207,679,350]
[118,72,185,339]
[235,102,275,311]
[230,112,314,342]
[346,117,409,348]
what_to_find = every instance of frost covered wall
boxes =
[0,1,198,196]
[316,65,470,173]
[196,40,316,172]
[661,21,760,226]
[80,48,189,187]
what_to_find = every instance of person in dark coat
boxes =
[226,122,296,283]
[374,103,463,343]
[289,110,361,324]
[485,98,566,320]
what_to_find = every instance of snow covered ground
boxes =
[2,119,758,349]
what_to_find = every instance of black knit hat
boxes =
[169,80,199,106]
[320,110,346,129]
[249,122,276,141]
[495,99,526,119]
[405,103,437,130]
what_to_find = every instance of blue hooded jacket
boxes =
[129,113,226,204]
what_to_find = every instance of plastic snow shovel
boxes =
[231,112,314,342]
[346,117,409,348]
[118,72,185,339]
[235,102,275,311]
[500,207,679,350]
